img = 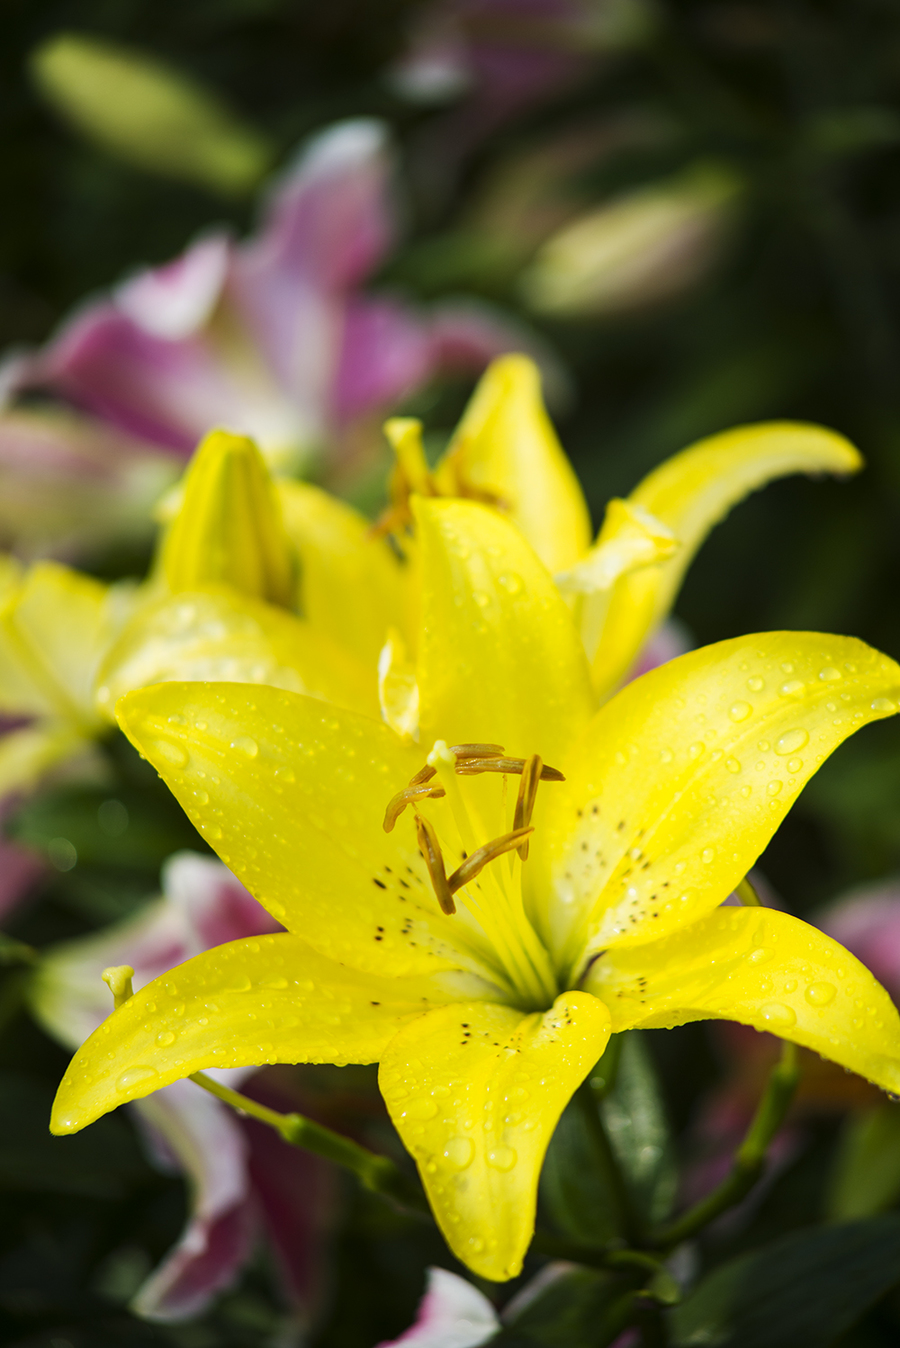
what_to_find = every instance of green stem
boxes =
[735,877,761,907]
[190,1072,429,1217]
[649,1041,800,1250]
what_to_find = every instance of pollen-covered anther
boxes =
[448,827,534,893]
[455,757,564,781]
[513,754,543,860]
[383,783,447,832]
[415,815,456,915]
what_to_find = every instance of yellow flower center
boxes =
[383,740,564,1011]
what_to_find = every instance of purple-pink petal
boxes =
[116,233,232,342]
[817,884,900,1006]
[377,1267,499,1347]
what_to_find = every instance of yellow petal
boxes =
[534,632,900,978]
[434,355,591,574]
[51,932,455,1134]
[95,585,377,720]
[415,498,594,764]
[158,428,295,608]
[378,626,420,740]
[379,991,610,1280]
[115,680,504,984]
[0,721,94,796]
[279,479,411,666]
[586,906,900,1094]
[0,561,130,726]
[384,417,434,495]
[589,422,863,698]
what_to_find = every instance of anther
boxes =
[455,756,565,781]
[447,827,534,893]
[384,783,446,832]
[513,754,543,860]
[415,815,456,914]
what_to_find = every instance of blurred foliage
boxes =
[5,0,900,1344]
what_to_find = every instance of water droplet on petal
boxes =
[747,677,765,692]
[659,747,673,764]
[806,982,837,1006]
[767,780,783,795]
[443,1136,475,1169]
[761,1003,797,1028]
[726,757,741,773]
[116,1065,159,1093]
[701,848,715,864]
[498,572,523,595]
[871,697,898,714]
[775,728,809,755]
[156,1031,175,1047]
[407,1097,439,1121]
[780,680,805,697]
[156,740,188,768]
[231,737,259,758]
[486,1145,517,1171]
[689,742,705,760]
[819,667,841,682]
[729,701,752,722]
[787,758,803,773]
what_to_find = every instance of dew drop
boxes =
[787,758,803,774]
[767,780,783,795]
[780,680,805,697]
[156,740,189,768]
[725,757,741,773]
[231,737,259,758]
[783,978,797,993]
[747,677,765,692]
[701,848,715,864]
[729,701,752,722]
[659,747,673,764]
[443,1136,475,1169]
[748,947,772,964]
[872,697,898,714]
[156,1031,175,1047]
[806,982,837,1006]
[761,1003,797,1028]
[407,1097,439,1121]
[688,742,705,760]
[486,1145,517,1172]
[116,1065,159,1093]
[775,728,809,755]
[194,790,209,805]
[498,572,523,595]
[819,667,842,682]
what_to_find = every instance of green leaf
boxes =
[494,1266,630,1348]
[827,1103,900,1220]
[539,1095,627,1246]
[669,1216,900,1348]
[0,1070,148,1198]
[603,1030,677,1226]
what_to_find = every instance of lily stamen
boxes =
[513,754,543,860]
[383,783,447,832]
[414,815,456,915]
[447,827,534,893]
[456,757,564,780]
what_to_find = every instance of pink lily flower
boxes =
[5,120,526,484]
[816,882,900,1004]
[378,1265,640,1347]
[29,851,332,1321]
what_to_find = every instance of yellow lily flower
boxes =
[299,354,862,710]
[51,498,900,1282]
[0,556,136,793]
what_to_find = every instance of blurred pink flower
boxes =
[4,120,525,491]
[30,851,333,1322]
[816,881,900,1004]
[377,1267,499,1347]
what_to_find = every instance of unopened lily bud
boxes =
[30,32,271,195]
[159,428,296,608]
[520,161,742,317]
